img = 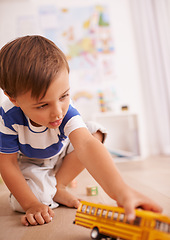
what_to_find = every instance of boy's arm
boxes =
[0,153,54,225]
[69,128,127,199]
[69,128,162,219]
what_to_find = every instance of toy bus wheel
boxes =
[91,227,101,240]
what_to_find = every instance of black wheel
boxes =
[91,227,101,240]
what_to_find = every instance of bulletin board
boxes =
[16,4,119,120]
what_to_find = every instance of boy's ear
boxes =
[4,92,19,107]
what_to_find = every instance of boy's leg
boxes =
[53,130,104,208]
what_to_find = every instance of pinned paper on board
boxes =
[38,5,115,74]
[16,5,119,115]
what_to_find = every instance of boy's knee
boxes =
[92,130,104,142]
[85,121,107,143]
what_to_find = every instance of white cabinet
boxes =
[93,112,140,158]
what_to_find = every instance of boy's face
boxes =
[10,68,70,129]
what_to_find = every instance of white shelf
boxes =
[93,111,140,158]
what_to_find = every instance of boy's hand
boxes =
[117,186,163,221]
[21,203,55,226]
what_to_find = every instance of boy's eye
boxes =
[37,104,48,109]
[60,93,69,100]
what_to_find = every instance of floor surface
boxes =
[0,155,169,240]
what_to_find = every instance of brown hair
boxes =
[0,35,69,99]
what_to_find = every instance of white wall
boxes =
[0,0,148,156]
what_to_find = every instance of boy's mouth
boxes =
[49,118,63,127]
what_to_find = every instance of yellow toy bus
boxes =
[73,200,170,240]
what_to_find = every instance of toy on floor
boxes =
[73,200,170,240]
[86,186,98,196]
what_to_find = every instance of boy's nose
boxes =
[51,103,62,119]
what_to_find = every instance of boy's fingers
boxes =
[48,207,55,218]
[21,215,29,226]
[127,213,136,221]
[21,206,54,226]
[26,213,37,225]
[151,204,163,213]
[124,201,136,221]
[137,201,163,213]
[41,211,52,223]
[124,197,163,222]
[35,212,45,225]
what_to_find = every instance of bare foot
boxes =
[53,184,80,208]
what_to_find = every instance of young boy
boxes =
[0,35,162,226]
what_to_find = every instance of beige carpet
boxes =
[0,155,169,240]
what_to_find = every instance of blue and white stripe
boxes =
[0,100,86,159]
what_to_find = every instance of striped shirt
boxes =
[0,99,86,159]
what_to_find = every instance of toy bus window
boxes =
[160,222,169,233]
[102,209,107,218]
[91,207,96,215]
[126,220,132,225]
[168,224,170,233]
[113,212,119,220]
[97,208,102,216]
[164,223,169,233]
[86,206,91,214]
[160,222,164,232]
[107,211,113,219]
[133,217,141,226]
[155,220,161,230]
[81,205,86,213]
[119,213,125,222]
